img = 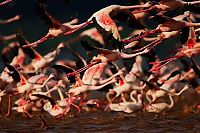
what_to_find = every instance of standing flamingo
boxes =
[145,95,174,113]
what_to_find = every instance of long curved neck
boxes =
[175,85,189,96]
[185,22,200,27]
[120,4,150,10]
[130,91,137,103]
[168,95,174,109]
[137,94,143,108]
[99,70,121,85]
[88,79,115,91]
[132,84,146,90]
[33,74,54,88]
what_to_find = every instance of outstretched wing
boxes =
[81,39,114,55]
[35,0,63,28]
[113,10,145,29]
[16,31,42,60]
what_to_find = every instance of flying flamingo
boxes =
[81,40,150,63]
[122,14,200,44]
[22,0,92,48]
[15,31,65,72]
[149,42,200,73]
[81,62,124,85]
[68,77,116,96]
[86,4,148,50]
[2,64,54,116]
[132,0,200,15]
[23,2,148,49]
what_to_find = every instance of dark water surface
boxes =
[0,111,200,133]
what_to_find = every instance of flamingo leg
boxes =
[0,0,12,6]
[122,29,161,43]
[22,34,53,48]
[104,96,117,111]
[4,95,11,117]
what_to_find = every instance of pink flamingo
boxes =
[22,0,92,48]
[122,14,200,44]
[82,40,150,63]
[68,77,116,96]
[109,93,143,113]
[133,0,200,15]
[82,62,124,85]
[145,95,174,113]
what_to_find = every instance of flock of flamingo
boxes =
[1,0,200,119]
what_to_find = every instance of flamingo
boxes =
[23,2,148,49]
[12,97,33,117]
[32,94,64,117]
[22,0,92,48]
[133,0,200,15]
[81,62,124,85]
[109,93,143,113]
[32,93,79,117]
[81,40,150,63]
[68,77,116,96]
[145,95,174,113]
[149,42,200,73]
[122,13,200,44]
[106,71,146,110]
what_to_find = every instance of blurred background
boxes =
[0,0,199,70]
[0,0,140,69]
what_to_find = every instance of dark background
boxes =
[0,0,140,61]
[1,0,198,68]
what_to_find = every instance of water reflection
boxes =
[0,111,200,132]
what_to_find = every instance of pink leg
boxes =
[66,61,100,77]
[149,57,178,73]
[22,34,53,48]
[104,96,117,111]
[132,6,158,14]
[64,20,93,35]
[121,29,161,43]
[4,95,11,117]
[0,0,12,6]
[62,97,77,115]
[71,103,81,113]
[132,39,161,53]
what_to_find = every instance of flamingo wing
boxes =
[5,64,21,83]
[0,44,19,63]
[81,39,114,55]
[35,0,63,29]
[32,94,56,106]
[190,58,200,78]
[50,64,74,74]
[180,27,190,45]
[16,31,35,59]
[82,63,107,85]
[113,10,145,29]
